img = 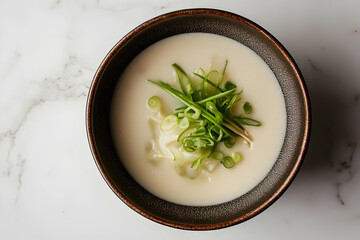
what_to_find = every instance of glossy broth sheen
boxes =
[111,33,286,206]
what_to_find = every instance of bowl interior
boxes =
[87,9,310,230]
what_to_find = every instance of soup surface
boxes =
[111,33,286,206]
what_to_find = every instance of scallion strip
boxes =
[196,88,236,104]
[234,116,261,127]
[191,149,211,170]
[147,80,231,137]
[217,59,228,87]
[206,102,223,123]
[173,88,236,112]
[177,125,199,142]
[172,63,193,97]
[193,72,223,92]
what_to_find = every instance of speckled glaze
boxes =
[86,9,310,230]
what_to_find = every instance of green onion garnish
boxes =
[179,117,190,129]
[184,106,201,120]
[243,101,252,114]
[224,135,236,148]
[224,81,237,91]
[211,151,224,160]
[146,60,262,171]
[160,115,178,131]
[147,96,160,111]
[232,152,242,163]
[222,156,235,168]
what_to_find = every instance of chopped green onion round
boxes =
[147,96,160,111]
[177,112,184,118]
[160,115,178,131]
[179,117,190,129]
[224,135,236,148]
[184,106,201,120]
[211,151,224,160]
[222,156,235,168]
[208,125,223,142]
[243,102,252,114]
[224,81,236,90]
[232,152,242,163]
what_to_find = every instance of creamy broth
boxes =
[111,33,286,206]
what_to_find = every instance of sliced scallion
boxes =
[224,81,237,91]
[222,156,235,168]
[243,102,252,114]
[224,135,236,148]
[211,151,224,160]
[179,117,190,129]
[232,152,242,163]
[184,106,201,120]
[147,96,160,111]
[208,125,223,142]
[160,115,178,131]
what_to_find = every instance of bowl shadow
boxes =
[296,56,359,205]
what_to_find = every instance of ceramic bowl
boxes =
[86,9,310,230]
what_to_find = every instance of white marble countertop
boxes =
[1,0,359,239]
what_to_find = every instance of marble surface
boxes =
[0,0,359,239]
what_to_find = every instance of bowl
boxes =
[86,9,310,230]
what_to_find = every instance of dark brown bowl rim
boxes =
[86,8,311,230]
